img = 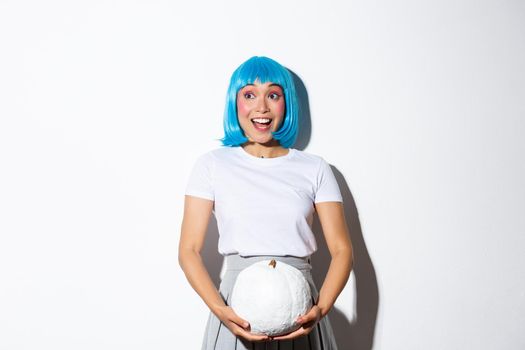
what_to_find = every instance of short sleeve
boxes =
[185,153,215,201]
[314,158,343,203]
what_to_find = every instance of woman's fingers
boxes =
[271,326,306,341]
[220,305,323,342]
[229,311,250,330]
[218,306,249,330]
[296,305,321,325]
[227,321,269,342]
[219,306,269,342]
[273,305,322,341]
[235,327,270,342]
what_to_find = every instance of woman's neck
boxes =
[240,142,289,159]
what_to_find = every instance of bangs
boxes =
[233,57,289,91]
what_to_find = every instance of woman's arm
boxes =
[313,201,354,318]
[178,195,269,342]
[272,201,353,341]
[178,195,223,314]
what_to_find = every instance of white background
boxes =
[1,0,524,349]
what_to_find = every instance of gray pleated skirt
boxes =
[202,254,338,350]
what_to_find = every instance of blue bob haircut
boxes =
[218,56,299,148]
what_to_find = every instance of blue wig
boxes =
[219,56,299,148]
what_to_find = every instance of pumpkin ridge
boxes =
[282,266,297,333]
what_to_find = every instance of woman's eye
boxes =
[244,92,255,99]
[269,92,281,100]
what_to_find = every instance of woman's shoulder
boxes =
[192,146,237,162]
[209,146,238,158]
[291,148,326,164]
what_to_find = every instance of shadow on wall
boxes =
[199,69,379,350]
[292,69,379,349]
[312,165,379,350]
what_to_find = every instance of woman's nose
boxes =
[256,97,269,113]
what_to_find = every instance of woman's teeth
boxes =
[252,118,272,130]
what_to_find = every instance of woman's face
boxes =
[236,80,286,145]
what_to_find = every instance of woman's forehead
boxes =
[240,81,283,89]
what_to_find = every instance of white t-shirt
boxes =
[184,146,343,258]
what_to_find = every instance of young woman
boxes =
[179,56,353,350]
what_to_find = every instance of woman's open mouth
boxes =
[251,118,272,131]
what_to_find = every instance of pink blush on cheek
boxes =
[275,101,285,116]
[237,99,250,116]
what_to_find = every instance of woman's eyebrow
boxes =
[243,83,282,88]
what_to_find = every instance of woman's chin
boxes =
[246,134,275,145]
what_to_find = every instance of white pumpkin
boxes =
[230,259,312,336]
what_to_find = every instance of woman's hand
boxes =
[270,305,322,341]
[215,305,270,342]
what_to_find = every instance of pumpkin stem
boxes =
[269,259,277,268]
